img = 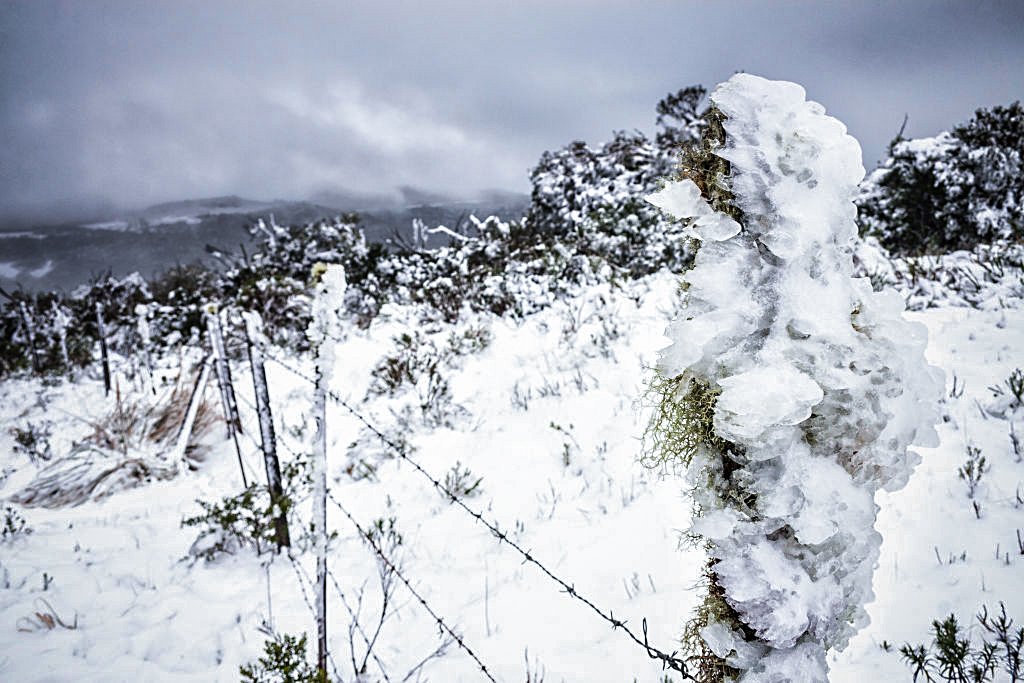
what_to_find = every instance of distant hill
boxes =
[0,193,529,293]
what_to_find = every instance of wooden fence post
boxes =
[308,263,346,680]
[52,302,71,377]
[206,304,248,488]
[95,302,111,395]
[312,352,328,677]
[173,353,213,463]
[136,303,156,394]
[242,311,290,550]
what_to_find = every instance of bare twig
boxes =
[267,352,695,679]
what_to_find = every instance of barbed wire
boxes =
[236,375,438,683]
[326,490,496,683]
[285,553,343,682]
[325,567,394,683]
[264,351,695,680]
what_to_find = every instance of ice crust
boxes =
[647,74,942,682]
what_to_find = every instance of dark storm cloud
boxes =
[1,0,1022,221]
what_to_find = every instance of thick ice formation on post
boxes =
[647,74,942,681]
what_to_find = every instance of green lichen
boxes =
[645,103,756,683]
[641,373,729,472]
[679,560,748,683]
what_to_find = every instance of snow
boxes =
[0,267,1021,681]
[0,232,45,240]
[0,72,1021,683]
[80,221,131,231]
[28,260,54,279]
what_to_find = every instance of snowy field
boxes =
[0,270,1021,682]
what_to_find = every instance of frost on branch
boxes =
[645,74,943,682]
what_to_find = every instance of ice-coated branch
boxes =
[646,73,943,682]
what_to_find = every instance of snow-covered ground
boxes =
[1,271,1021,682]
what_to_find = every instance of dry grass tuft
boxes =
[11,363,215,508]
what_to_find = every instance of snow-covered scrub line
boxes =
[0,266,1022,681]
[855,237,1024,312]
[646,73,943,681]
[856,101,1024,255]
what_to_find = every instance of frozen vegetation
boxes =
[1,75,1023,682]
[647,74,943,681]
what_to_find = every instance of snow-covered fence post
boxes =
[52,302,71,377]
[17,300,41,375]
[95,302,111,395]
[306,262,346,680]
[312,346,329,679]
[205,303,248,488]
[242,310,290,550]
[172,354,213,463]
[135,303,156,394]
[644,74,942,681]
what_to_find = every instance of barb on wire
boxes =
[266,352,696,679]
[285,554,342,682]
[264,351,694,679]
[327,491,496,683]
[325,568,394,683]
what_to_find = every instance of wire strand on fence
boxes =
[263,351,695,680]
[248,356,481,682]
[285,554,342,681]
[326,567,394,683]
[326,490,496,683]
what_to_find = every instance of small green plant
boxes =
[9,421,53,463]
[2,506,32,542]
[641,373,729,472]
[239,632,327,683]
[183,460,309,561]
[1007,369,1024,408]
[447,323,493,356]
[959,445,989,519]
[899,603,1022,682]
[365,516,403,554]
[368,331,461,427]
[990,368,1024,413]
[549,421,580,468]
[443,461,483,500]
[1011,423,1021,463]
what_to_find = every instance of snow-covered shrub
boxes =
[857,101,1024,255]
[0,289,90,376]
[68,271,152,355]
[183,459,312,561]
[2,506,32,542]
[369,332,458,428]
[527,86,703,237]
[146,263,221,347]
[645,74,942,681]
[220,214,386,347]
[857,239,1024,311]
[9,421,53,463]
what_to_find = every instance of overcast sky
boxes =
[1,0,1022,221]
